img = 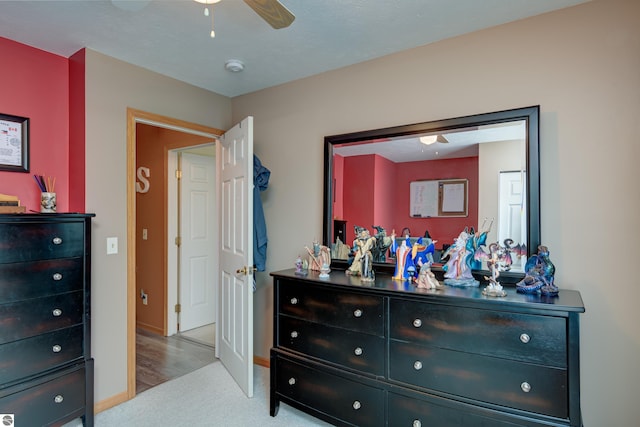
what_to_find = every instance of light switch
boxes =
[107,237,118,255]
[142,228,148,240]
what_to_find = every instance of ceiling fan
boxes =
[242,0,295,29]
[194,0,295,30]
[112,1,295,33]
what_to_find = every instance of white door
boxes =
[179,152,216,331]
[499,171,527,267]
[218,116,254,397]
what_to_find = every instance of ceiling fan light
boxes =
[194,0,221,4]
[419,135,438,145]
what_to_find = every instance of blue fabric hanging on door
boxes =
[253,155,270,273]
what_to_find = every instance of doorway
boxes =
[167,147,217,347]
[127,108,223,399]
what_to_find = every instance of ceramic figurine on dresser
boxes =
[305,241,331,272]
[516,245,558,295]
[371,225,393,263]
[474,241,510,297]
[441,228,479,287]
[347,226,376,282]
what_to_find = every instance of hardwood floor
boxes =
[136,328,216,394]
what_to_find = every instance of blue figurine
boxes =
[516,245,558,296]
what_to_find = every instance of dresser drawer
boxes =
[0,325,84,384]
[0,365,86,425]
[389,341,568,419]
[0,291,84,344]
[390,298,567,367]
[0,221,85,263]
[278,280,384,335]
[0,258,84,303]
[275,355,384,426]
[279,315,384,376]
[388,392,538,427]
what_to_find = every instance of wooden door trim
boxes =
[126,108,223,399]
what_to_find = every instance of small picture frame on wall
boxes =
[0,113,29,172]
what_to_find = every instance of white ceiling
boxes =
[0,0,588,98]
[333,120,526,163]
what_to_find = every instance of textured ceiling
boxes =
[0,0,588,97]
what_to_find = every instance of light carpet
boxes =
[63,363,330,426]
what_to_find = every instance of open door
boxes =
[217,117,254,397]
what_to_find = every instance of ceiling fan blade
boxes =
[436,135,449,144]
[243,0,295,29]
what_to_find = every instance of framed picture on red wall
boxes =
[0,113,29,172]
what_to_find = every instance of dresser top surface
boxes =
[271,269,585,314]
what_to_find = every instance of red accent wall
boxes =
[0,37,72,212]
[340,155,479,247]
[68,49,86,212]
[343,154,376,243]
[332,154,344,219]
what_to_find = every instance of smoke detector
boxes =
[225,59,245,73]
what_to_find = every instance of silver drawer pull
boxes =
[54,394,64,404]
[352,400,361,410]
[520,333,531,344]
[521,382,531,393]
[354,347,363,356]
[414,361,423,370]
[52,237,63,245]
[288,377,296,385]
[52,345,62,353]
[290,331,298,338]
[53,273,63,281]
[413,420,422,427]
[353,309,362,318]
[290,297,298,305]
[413,318,422,328]
[52,308,62,317]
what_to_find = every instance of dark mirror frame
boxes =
[323,106,540,283]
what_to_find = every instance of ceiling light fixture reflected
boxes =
[194,0,221,38]
[419,134,449,145]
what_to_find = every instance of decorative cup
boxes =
[41,192,56,213]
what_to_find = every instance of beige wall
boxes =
[84,49,231,404]
[232,0,640,425]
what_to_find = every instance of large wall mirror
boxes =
[323,106,540,280]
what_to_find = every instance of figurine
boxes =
[442,228,479,287]
[414,260,441,289]
[392,237,412,281]
[516,245,558,296]
[371,225,393,263]
[294,255,306,276]
[319,262,331,278]
[347,226,376,277]
[466,218,493,270]
[305,241,331,272]
[475,242,508,297]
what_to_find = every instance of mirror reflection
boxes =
[323,106,540,278]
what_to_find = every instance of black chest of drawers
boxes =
[270,269,584,427]
[0,213,94,427]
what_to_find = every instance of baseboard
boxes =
[254,355,269,368]
[136,322,164,335]
[95,390,129,414]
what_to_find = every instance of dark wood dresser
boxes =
[0,213,95,426]
[270,269,584,427]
